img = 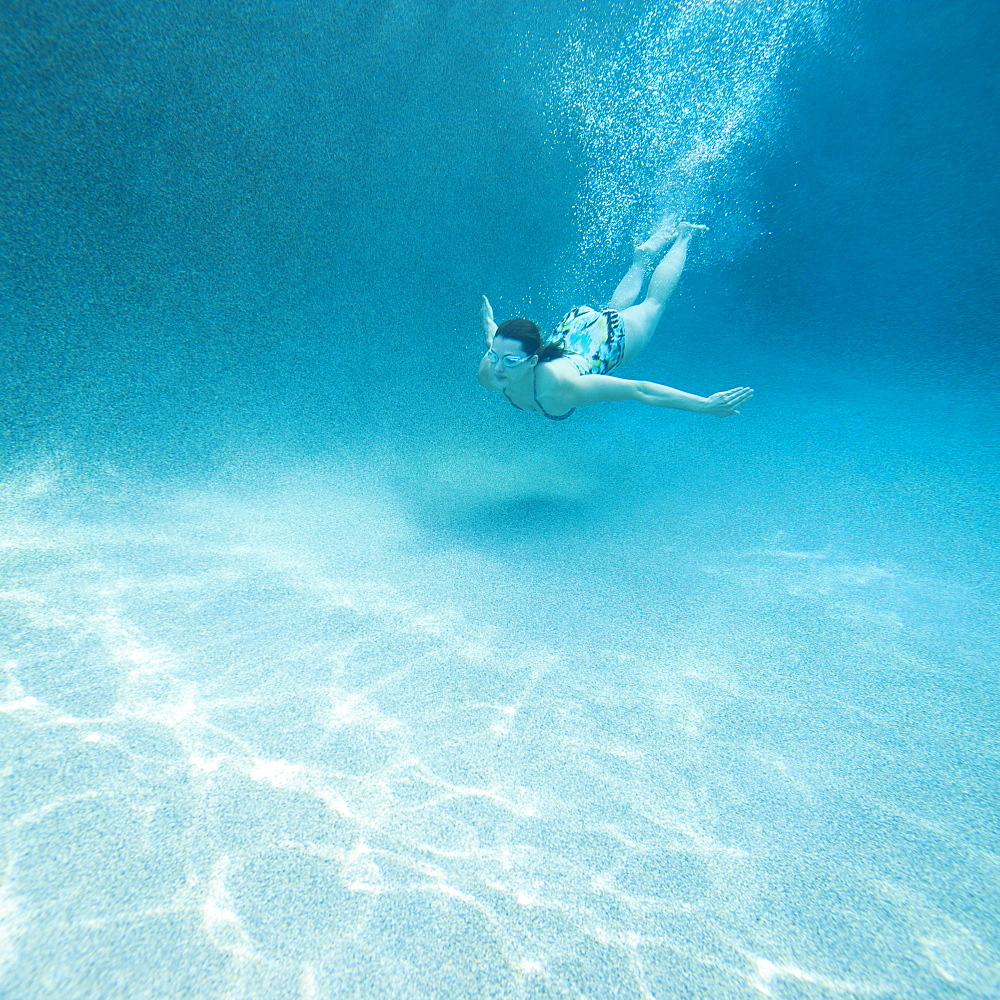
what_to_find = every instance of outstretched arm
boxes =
[477,296,500,389]
[635,381,752,415]
[563,374,753,416]
[480,295,498,345]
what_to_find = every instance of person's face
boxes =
[488,336,536,384]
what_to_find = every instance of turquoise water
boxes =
[2,0,998,997]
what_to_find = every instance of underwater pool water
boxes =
[1,0,998,997]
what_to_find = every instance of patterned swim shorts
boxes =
[550,306,627,375]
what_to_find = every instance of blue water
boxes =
[2,1,998,997]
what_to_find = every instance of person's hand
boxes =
[702,386,753,416]
[481,295,497,341]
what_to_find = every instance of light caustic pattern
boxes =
[1,471,998,998]
[548,0,830,267]
[0,477,767,999]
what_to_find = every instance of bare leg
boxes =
[618,222,707,364]
[607,215,679,310]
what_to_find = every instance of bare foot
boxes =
[677,221,709,239]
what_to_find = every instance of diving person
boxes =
[478,222,753,421]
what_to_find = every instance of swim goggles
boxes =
[486,350,535,368]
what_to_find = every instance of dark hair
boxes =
[494,318,566,362]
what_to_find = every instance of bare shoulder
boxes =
[477,354,501,391]
[536,357,580,384]
[534,358,582,407]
